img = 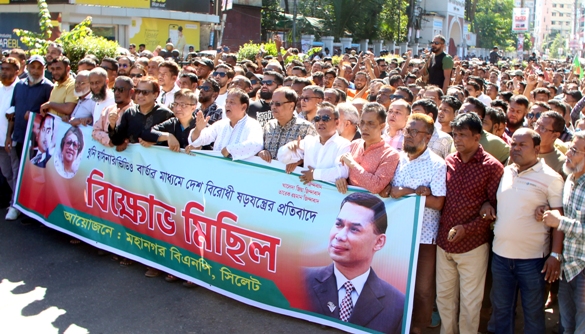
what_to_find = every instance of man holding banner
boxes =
[304,192,404,334]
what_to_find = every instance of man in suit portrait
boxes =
[31,115,55,168]
[304,192,405,334]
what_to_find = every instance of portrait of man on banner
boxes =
[30,114,56,168]
[54,126,84,179]
[303,192,405,334]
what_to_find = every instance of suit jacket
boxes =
[304,264,405,334]
[31,151,51,168]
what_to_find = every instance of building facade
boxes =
[533,0,575,53]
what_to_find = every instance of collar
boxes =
[320,132,340,145]
[405,147,431,162]
[512,158,544,175]
[333,265,370,297]
[231,114,248,128]
[279,116,297,130]
[362,138,386,152]
[454,144,485,163]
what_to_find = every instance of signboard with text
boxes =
[512,7,530,32]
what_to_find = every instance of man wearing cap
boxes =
[194,58,214,85]
[0,57,21,220]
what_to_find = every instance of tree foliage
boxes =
[473,0,517,49]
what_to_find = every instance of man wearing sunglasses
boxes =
[427,35,453,94]
[278,102,350,184]
[212,64,234,113]
[247,71,283,127]
[93,76,134,147]
[117,56,133,76]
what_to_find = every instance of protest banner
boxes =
[15,114,423,334]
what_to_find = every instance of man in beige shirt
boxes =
[536,111,567,178]
[40,56,77,119]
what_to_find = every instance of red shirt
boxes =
[437,145,504,253]
[348,139,400,194]
[500,132,512,145]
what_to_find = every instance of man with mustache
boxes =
[247,71,283,127]
[542,132,585,333]
[89,67,115,125]
[427,35,453,94]
[68,71,95,126]
[40,56,77,120]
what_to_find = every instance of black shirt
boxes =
[151,117,196,149]
[247,99,273,127]
[428,52,449,87]
[109,103,174,145]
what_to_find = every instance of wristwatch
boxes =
[550,252,562,262]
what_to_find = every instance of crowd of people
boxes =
[1,33,585,334]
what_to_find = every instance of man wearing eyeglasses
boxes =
[427,35,453,94]
[93,76,135,147]
[536,111,567,177]
[212,64,234,113]
[68,71,95,127]
[299,85,325,122]
[541,132,585,334]
[257,88,309,164]
[247,71,283,127]
[278,102,349,184]
[156,61,180,108]
[380,113,447,333]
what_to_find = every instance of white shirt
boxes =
[71,93,96,120]
[188,115,263,160]
[157,84,180,108]
[428,124,453,159]
[277,133,350,183]
[92,90,115,125]
[333,265,370,308]
[392,148,447,244]
[0,79,18,144]
[216,92,228,119]
[477,93,492,107]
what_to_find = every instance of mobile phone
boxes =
[223,46,229,53]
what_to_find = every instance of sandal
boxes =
[182,281,198,288]
[120,258,134,267]
[165,274,179,282]
[111,255,120,261]
[144,268,160,278]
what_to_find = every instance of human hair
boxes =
[325,88,341,104]
[412,99,439,121]
[117,55,134,66]
[464,97,486,119]
[532,101,551,111]
[499,91,513,103]
[115,75,134,88]
[227,88,250,109]
[48,42,64,54]
[9,48,26,62]
[78,57,96,68]
[129,43,136,48]
[355,71,370,80]
[450,112,483,135]
[533,87,551,99]
[405,73,417,82]
[566,90,583,101]
[40,115,55,136]
[89,67,108,80]
[49,56,70,68]
[174,88,197,104]
[157,60,179,77]
[292,66,307,76]
[274,86,298,104]
[396,86,414,102]
[515,128,541,147]
[466,81,481,92]
[302,85,325,99]
[180,72,198,84]
[137,76,160,96]
[408,113,435,134]
[340,193,387,235]
[226,54,238,63]
[491,99,508,113]
[336,103,359,125]
[362,102,387,124]
[547,99,570,117]
[335,88,347,103]
[139,43,146,48]
[389,75,403,87]
[485,107,507,125]
[441,95,462,112]
[204,78,221,93]
[312,71,324,80]
[2,57,20,71]
[101,57,119,72]
[130,64,147,76]
[468,76,485,90]
[433,35,446,44]
[317,102,339,119]
[541,111,566,133]
[425,85,444,99]
[292,76,312,87]
[263,70,284,86]
[324,68,337,78]
[335,77,349,89]
[215,63,235,79]
[60,126,84,155]
[510,94,529,108]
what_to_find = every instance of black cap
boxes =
[194,58,214,70]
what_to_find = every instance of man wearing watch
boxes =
[489,129,565,333]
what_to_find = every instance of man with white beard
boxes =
[68,71,95,126]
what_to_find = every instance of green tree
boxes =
[473,0,516,49]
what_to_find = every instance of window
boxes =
[566,21,571,25]
[559,13,563,17]
[560,4,564,8]
[553,3,557,7]
[553,12,557,16]
[552,21,556,25]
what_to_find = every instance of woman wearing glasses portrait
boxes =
[54,126,84,179]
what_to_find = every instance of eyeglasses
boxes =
[65,140,80,150]
[130,73,143,78]
[269,101,293,107]
[569,146,585,155]
[534,123,555,133]
[200,85,212,92]
[313,115,337,123]
[390,94,405,100]
[101,66,115,72]
[527,112,541,120]
[171,102,195,109]
[404,128,429,137]
[135,89,153,95]
[213,72,227,78]
[300,96,319,102]
[250,79,259,85]
[112,87,127,93]
[431,41,442,45]
[261,80,274,86]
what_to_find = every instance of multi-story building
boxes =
[533,0,575,52]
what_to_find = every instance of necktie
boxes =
[339,281,354,322]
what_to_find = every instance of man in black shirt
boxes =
[150,89,197,151]
[108,76,173,150]
[427,35,454,94]
[247,71,283,127]
[489,47,502,65]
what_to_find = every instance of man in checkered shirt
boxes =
[543,132,585,333]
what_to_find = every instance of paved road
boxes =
[0,208,562,334]
[0,208,337,334]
